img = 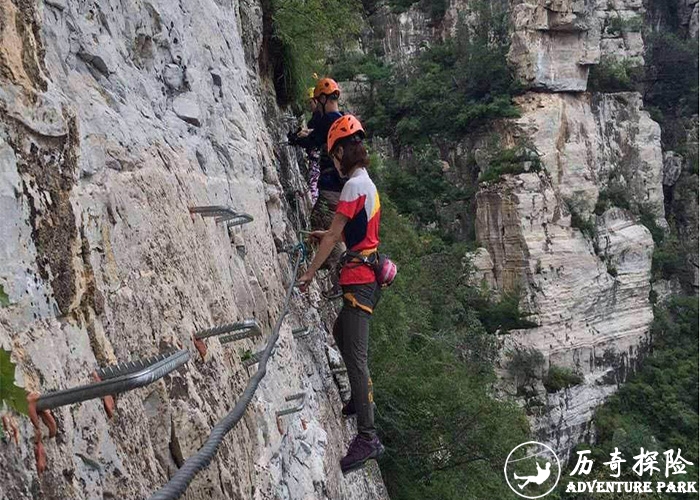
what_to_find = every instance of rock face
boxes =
[509,0,645,92]
[476,2,662,452]
[0,1,387,499]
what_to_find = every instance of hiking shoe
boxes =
[341,400,356,418]
[340,435,385,475]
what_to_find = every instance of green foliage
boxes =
[594,180,632,215]
[638,205,665,245]
[604,15,643,35]
[644,31,699,150]
[652,236,686,281]
[505,347,545,393]
[270,0,363,103]
[376,145,469,227]
[386,0,448,20]
[350,0,520,148]
[543,365,584,393]
[330,52,390,83]
[565,197,597,242]
[472,291,539,334]
[0,285,9,307]
[587,57,643,93]
[0,349,28,415]
[479,146,542,184]
[371,200,530,498]
[587,297,699,495]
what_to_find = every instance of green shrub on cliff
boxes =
[344,0,520,149]
[269,0,363,103]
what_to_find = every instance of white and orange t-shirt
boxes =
[335,168,381,285]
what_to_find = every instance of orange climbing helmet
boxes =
[327,114,365,153]
[314,78,341,98]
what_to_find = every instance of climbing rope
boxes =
[148,248,304,500]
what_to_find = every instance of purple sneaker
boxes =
[340,435,385,474]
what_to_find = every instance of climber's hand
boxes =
[308,230,326,243]
[297,128,312,138]
[298,270,315,292]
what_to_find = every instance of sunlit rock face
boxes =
[0,1,388,499]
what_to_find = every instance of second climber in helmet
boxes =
[289,78,347,295]
[298,114,385,474]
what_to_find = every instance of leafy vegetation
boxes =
[565,196,597,242]
[643,31,699,151]
[0,285,9,307]
[342,0,520,149]
[371,188,531,498]
[376,145,470,227]
[268,0,363,104]
[587,57,643,93]
[594,180,632,215]
[543,365,584,393]
[479,146,542,184]
[505,347,545,395]
[0,349,28,415]
[604,15,643,36]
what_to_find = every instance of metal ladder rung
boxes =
[189,206,253,227]
[331,368,347,375]
[35,349,190,412]
[242,350,264,368]
[223,214,253,228]
[276,392,306,417]
[292,326,312,339]
[96,350,176,381]
[195,319,262,341]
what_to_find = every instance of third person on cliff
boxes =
[298,115,385,474]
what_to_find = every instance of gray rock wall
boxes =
[0,1,387,499]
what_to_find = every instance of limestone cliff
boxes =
[0,1,388,499]
[360,0,693,457]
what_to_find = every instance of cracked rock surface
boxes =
[0,1,388,499]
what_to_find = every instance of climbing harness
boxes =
[341,250,397,288]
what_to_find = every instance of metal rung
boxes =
[97,350,177,381]
[276,392,306,417]
[189,206,253,227]
[224,214,253,228]
[195,319,262,341]
[242,350,264,368]
[292,326,312,338]
[36,350,190,412]
[331,368,347,375]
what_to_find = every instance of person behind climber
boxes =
[289,78,347,294]
[297,115,384,474]
[288,87,322,204]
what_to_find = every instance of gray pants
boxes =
[333,299,376,439]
